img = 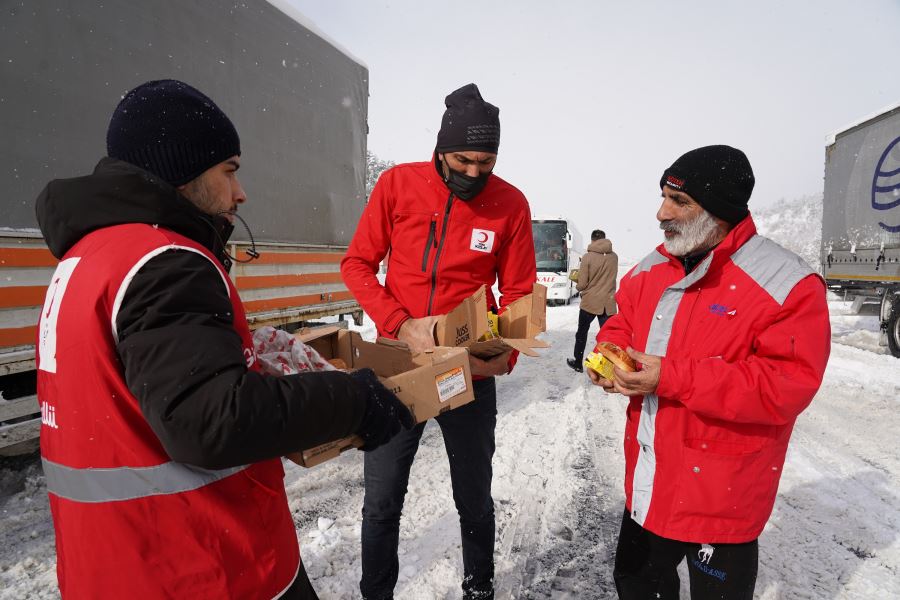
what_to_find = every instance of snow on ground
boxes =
[1,298,898,599]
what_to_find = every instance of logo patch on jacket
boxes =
[470,229,495,253]
[709,303,736,317]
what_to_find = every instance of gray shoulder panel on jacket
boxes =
[730,235,815,306]
[630,249,669,278]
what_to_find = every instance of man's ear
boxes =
[438,154,450,179]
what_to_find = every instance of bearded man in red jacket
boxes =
[341,83,537,600]
[588,145,830,599]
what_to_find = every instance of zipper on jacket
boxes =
[421,218,436,272]
[426,192,454,315]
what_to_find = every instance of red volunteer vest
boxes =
[37,224,299,599]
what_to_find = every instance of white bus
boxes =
[532,216,582,306]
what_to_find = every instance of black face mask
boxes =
[437,156,491,200]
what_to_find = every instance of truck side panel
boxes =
[822,107,900,283]
[1,0,367,245]
[1,0,369,452]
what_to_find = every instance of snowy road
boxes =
[1,299,898,599]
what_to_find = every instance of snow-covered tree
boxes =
[366,151,395,200]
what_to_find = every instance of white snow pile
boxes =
[753,193,823,269]
[2,197,898,600]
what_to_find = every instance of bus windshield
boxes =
[532,220,568,272]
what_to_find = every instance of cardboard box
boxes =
[434,284,549,359]
[286,326,475,467]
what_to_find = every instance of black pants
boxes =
[360,377,497,600]
[573,309,609,362]
[614,509,758,600]
[281,561,319,599]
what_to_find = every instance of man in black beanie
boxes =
[342,83,537,600]
[584,144,830,599]
[34,79,411,600]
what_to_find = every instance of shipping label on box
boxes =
[286,327,475,467]
[434,283,549,358]
[436,366,468,402]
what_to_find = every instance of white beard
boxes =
[661,209,721,257]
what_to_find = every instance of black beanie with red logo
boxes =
[659,145,755,224]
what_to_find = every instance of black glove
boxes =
[351,368,415,451]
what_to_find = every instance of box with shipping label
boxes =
[434,284,549,359]
[286,326,475,467]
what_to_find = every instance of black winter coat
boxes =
[35,158,366,469]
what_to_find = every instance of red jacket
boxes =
[598,216,830,543]
[342,159,536,340]
[38,225,299,599]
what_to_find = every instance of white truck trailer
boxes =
[821,103,900,357]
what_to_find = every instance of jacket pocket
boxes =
[421,218,436,272]
[669,438,781,526]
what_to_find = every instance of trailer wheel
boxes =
[887,294,900,359]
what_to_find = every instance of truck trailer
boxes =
[0,0,368,454]
[821,103,900,357]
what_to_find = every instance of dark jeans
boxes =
[613,508,758,600]
[360,377,498,600]
[573,308,609,362]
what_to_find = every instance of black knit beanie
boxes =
[106,79,240,186]
[435,83,500,154]
[659,145,755,224]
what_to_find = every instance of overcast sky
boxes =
[287,0,900,261]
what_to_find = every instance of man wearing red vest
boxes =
[341,83,537,600]
[35,79,412,599]
[588,145,831,599]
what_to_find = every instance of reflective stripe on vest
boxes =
[42,457,248,503]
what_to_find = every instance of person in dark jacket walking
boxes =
[35,79,412,600]
[341,83,537,600]
[567,229,618,372]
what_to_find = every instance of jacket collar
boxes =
[656,215,757,280]
[36,158,232,264]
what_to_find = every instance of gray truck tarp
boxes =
[1,0,368,245]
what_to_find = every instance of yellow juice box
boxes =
[584,351,615,380]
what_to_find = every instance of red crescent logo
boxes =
[477,232,488,243]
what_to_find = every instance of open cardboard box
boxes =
[286,326,475,467]
[434,283,549,359]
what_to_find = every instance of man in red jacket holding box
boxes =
[341,83,536,600]
[588,145,831,599]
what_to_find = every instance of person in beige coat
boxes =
[567,229,618,372]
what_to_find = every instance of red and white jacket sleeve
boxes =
[657,275,830,425]
[340,172,409,337]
